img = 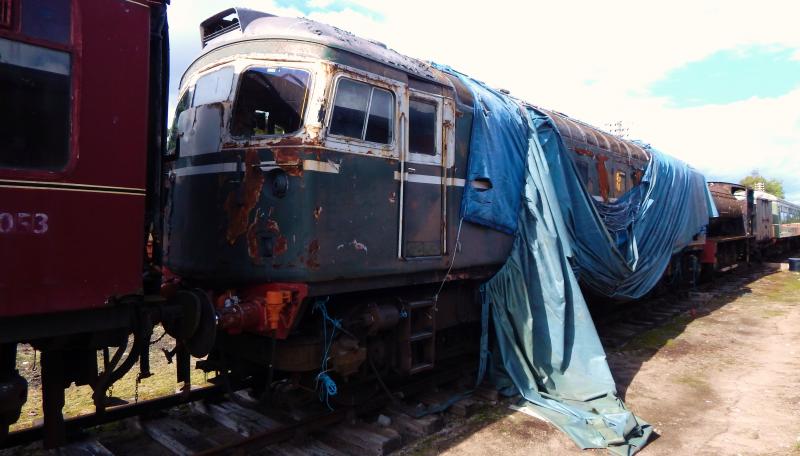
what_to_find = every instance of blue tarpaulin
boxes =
[531,110,718,299]
[443,67,528,234]
[437,65,717,454]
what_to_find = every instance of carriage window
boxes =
[21,0,71,45]
[408,98,437,156]
[329,78,394,144]
[231,67,311,137]
[0,38,70,170]
[615,171,626,194]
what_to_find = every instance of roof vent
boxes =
[200,7,275,48]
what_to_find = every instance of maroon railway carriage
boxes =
[0,0,180,446]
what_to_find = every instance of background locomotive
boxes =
[1,4,798,448]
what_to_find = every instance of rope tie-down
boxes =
[313,298,341,410]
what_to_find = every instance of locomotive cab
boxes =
[164,12,509,289]
[162,8,515,392]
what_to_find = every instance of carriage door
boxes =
[399,91,455,258]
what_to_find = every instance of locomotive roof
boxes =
[189,8,653,164]
[539,108,651,163]
[195,7,450,86]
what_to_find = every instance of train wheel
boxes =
[186,289,216,358]
[163,289,202,341]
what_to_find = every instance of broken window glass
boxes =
[0,38,70,170]
[167,87,194,155]
[329,78,394,144]
[231,67,311,137]
[408,98,437,156]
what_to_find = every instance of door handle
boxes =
[407,167,416,173]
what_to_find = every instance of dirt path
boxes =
[403,266,800,455]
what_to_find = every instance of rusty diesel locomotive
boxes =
[161,9,663,394]
[3,4,799,448]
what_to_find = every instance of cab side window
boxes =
[329,78,393,144]
[408,98,437,156]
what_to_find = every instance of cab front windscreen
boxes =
[230,67,311,137]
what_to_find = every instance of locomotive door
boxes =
[398,91,455,258]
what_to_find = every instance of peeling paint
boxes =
[389,192,397,204]
[596,155,610,202]
[274,148,303,176]
[246,209,263,265]
[224,149,265,245]
[303,159,340,174]
[274,235,288,257]
[306,239,320,269]
[351,239,368,254]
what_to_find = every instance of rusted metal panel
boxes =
[708,182,746,219]
[707,182,747,238]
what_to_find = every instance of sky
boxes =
[166,0,800,201]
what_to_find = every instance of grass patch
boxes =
[765,272,800,302]
[675,373,711,392]
[471,404,506,424]
[623,314,694,351]
[11,333,213,432]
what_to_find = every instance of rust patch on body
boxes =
[264,214,288,257]
[596,154,610,202]
[306,240,320,269]
[313,206,323,221]
[274,148,303,176]
[246,210,263,265]
[225,149,265,245]
[273,235,288,257]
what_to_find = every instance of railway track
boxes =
[1,260,782,456]
[4,359,498,456]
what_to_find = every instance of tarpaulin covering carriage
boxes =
[438,64,716,454]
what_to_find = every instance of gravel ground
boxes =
[401,265,800,456]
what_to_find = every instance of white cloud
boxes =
[167,0,800,199]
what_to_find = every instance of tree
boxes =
[739,170,785,198]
